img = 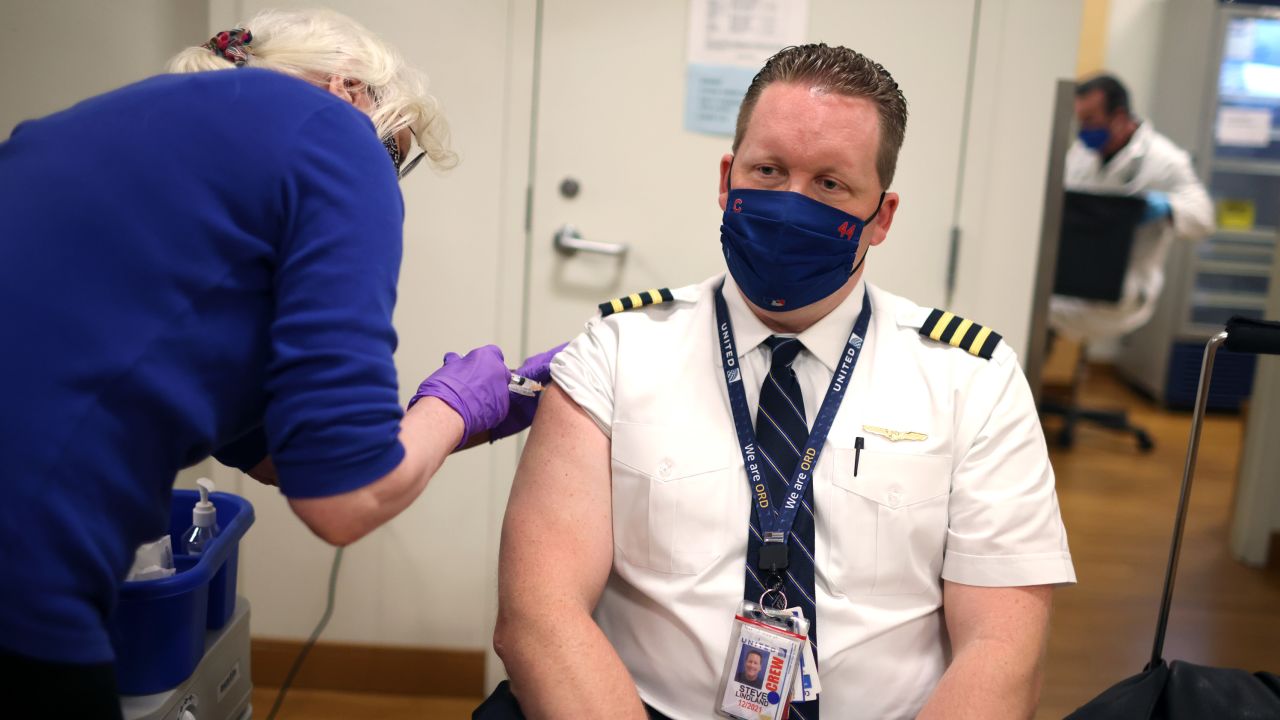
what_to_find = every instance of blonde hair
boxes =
[169,8,456,170]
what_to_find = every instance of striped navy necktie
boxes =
[744,335,819,720]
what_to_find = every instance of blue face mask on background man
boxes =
[721,187,883,311]
[1078,126,1110,151]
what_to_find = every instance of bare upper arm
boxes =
[943,581,1054,656]
[499,383,614,615]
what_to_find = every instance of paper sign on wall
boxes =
[1216,106,1273,148]
[685,0,809,136]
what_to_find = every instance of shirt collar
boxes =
[721,273,867,373]
[1106,121,1151,166]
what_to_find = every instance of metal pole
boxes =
[1150,331,1228,667]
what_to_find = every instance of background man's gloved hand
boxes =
[1142,190,1172,223]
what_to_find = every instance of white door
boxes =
[523,0,980,354]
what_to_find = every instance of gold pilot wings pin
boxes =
[598,288,675,317]
[918,309,1003,360]
[862,425,928,442]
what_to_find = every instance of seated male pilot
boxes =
[494,44,1075,720]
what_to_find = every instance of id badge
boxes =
[716,602,809,720]
[786,608,820,703]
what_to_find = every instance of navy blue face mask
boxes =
[721,187,883,311]
[1078,127,1110,151]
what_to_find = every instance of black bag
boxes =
[1068,660,1280,719]
[1054,191,1148,302]
[473,680,524,719]
[1067,318,1280,719]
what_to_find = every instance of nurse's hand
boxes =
[490,342,569,442]
[410,344,511,448]
[246,456,278,486]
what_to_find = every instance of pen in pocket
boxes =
[854,436,864,476]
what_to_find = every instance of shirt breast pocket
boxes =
[826,448,951,596]
[611,422,737,575]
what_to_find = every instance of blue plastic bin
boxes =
[110,490,254,695]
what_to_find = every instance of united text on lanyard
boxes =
[713,281,872,576]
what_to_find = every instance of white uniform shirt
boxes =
[552,273,1076,719]
[1053,121,1214,339]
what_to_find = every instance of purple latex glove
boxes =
[490,341,569,442]
[410,344,510,448]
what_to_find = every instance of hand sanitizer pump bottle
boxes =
[182,478,221,555]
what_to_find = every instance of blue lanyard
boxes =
[713,281,871,572]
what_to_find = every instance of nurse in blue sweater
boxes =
[0,9,557,713]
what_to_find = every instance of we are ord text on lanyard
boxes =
[713,282,872,594]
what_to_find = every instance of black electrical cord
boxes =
[264,546,344,720]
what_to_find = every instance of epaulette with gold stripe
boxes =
[598,288,674,317]
[920,309,1002,360]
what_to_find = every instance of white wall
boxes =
[952,0,1084,359]
[0,0,207,138]
[1104,0,1170,121]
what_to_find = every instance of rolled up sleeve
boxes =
[265,105,406,498]
[550,315,619,438]
[942,357,1077,587]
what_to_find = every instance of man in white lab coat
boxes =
[1052,74,1214,339]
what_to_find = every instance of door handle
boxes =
[553,224,628,258]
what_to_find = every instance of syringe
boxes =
[508,373,544,397]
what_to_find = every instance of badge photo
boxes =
[735,646,770,690]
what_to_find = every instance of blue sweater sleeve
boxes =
[266,104,406,498]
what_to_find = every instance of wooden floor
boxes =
[253,371,1279,719]
[250,687,480,719]
[1037,370,1279,718]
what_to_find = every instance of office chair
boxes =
[1040,190,1155,452]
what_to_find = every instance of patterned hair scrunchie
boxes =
[205,27,253,67]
